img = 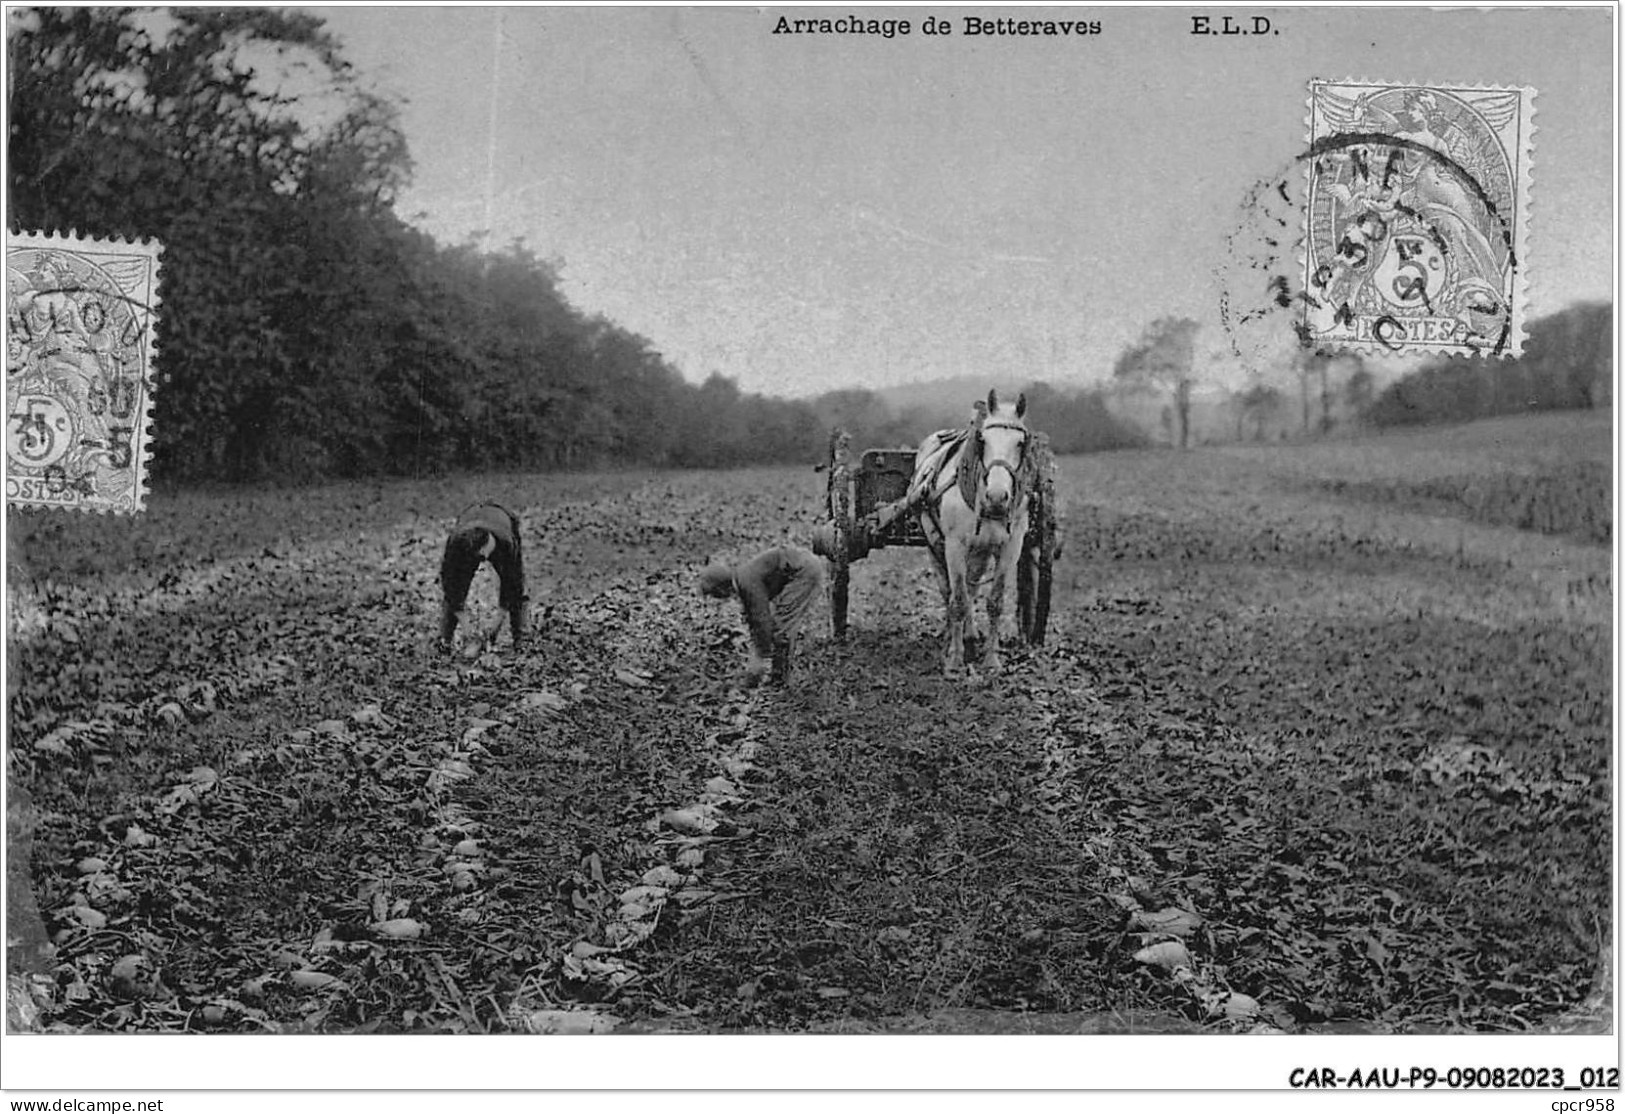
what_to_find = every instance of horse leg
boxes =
[927,546,952,650]
[943,541,970,677]
[982,549,1010,674]
[984,516,1029,673]
[961,547,991,666]
[928,547,950,609]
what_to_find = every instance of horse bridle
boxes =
[972,417,1029,524]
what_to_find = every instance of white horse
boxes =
[911,389,1034,676]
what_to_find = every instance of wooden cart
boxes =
[810,428,1059,645]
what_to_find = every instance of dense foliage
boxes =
[997,382,1146,455]
[7,9,1134,484]
[1366,302,1612,428]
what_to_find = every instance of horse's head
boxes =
[973,388,1028,521]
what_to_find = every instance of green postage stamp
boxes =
[7,230,162,513]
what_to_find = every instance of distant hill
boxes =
[866,370,1345,448]
[872,376,1092,423]
[856,301,1613,451]
[853,375,1145,454]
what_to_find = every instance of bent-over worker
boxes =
[698,545,826,686]
[439,502,527,652]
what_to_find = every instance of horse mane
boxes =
[1013,426,1040,485]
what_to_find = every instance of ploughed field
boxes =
[6,410,1611,1033]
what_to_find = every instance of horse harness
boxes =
[960,416,1030,525]
[915,417,1031,547]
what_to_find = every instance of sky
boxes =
[307,4,1614,398]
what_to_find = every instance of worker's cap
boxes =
[697,562,735,598]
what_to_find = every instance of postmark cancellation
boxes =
[1301,80,1535,359]
[7,230,162,514]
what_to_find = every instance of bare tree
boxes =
[1114,317,1201,449]
[1344,364,1375,423]
[1237,383,1285,441]
[1291,347,1347,435]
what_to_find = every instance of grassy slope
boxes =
[5,410,1611,1033]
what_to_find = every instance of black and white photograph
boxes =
[3,2,1616,1105]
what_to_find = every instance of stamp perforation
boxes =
[7,228,164,515]
[1299,78,1536,360]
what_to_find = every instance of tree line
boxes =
[1363,301,1612,428]
[1109,303,1611,447]
[7,9,1142,485]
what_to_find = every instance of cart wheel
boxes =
[1017,438,1057,646]
[827,429,852,640]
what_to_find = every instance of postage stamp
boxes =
[7,230,162,513]
[1300,80,1536,358]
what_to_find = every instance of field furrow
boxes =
[6,412,1611,1033]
